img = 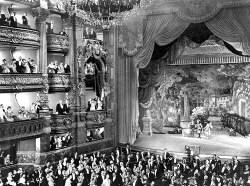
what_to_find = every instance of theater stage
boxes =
[133,123,250,161]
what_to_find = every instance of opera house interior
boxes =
[1,0,250,185]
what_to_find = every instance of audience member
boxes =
[8,11,17,27]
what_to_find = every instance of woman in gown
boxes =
[204,121,213,139]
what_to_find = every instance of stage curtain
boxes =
[135,14,189,68]
[205,6,250,55]
[117,52,141,144]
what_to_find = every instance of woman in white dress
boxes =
[204,121,213,139]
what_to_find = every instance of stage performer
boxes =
[204,121,213,139]
[196,120,203,138]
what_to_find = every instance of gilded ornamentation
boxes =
[49,114,73,128]
[17,152,36,164]
[0,118,45,142]
[0,74,43,92]
[0,26,40,46]
[48,74,71,87]
[47,34,69,52]
[31,7,50,23]
[84,111,107,124]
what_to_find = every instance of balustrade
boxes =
[0,118,46,142]
[47,33,69,53]
[220,113,248,136]
[0,73,44,92]
[0,26,40,46]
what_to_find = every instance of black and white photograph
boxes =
[0,0,250,186]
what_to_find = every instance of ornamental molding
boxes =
[79,111,107,124]
[49,114,73,128]
[0,26,40,46]
[0,118,45,142]
[12,0,39,6]
[47,33,69,53]
[0,74,44,92]
[31,7,50,23]
[146,0,250,23]
[170,55,250,66]
[48,74,72,89]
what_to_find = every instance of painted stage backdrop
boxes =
[139,63,250,133]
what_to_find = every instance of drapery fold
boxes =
[205,7,250,55]
[135,14,190,68]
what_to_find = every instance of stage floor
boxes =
[133,123,250,159]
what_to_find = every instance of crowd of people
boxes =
[0,102,41,123]
[50,132,73,151]
[86,128,104,142]
[0,151,14,168]
[0,12,29,28]
[0,146,249,186]
[0,57,37,74]
[47,61,70,74]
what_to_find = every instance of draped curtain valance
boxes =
[118,0,250,68]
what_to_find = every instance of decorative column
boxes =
[31,7,50,74]
[142,110,152,136]
[103,27,116,145]
[31,8,51,166]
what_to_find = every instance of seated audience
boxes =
[8,12,17,27]
[0,148,248,186]
[5,106,15,122]
[64,63,71,73]
[48,61,58,73]
[0,14,8,26]
[50,132,73,150]
[17,106,29,120]
[57,62,65,73]
[0,104,6,122]
[56,100,64,115]
[1,59,10,73]
[28,59,37,73]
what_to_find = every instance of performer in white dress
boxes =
[204,121,213,139]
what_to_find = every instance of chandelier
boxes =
[49,0,141,28]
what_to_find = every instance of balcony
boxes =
[11,0,39,6]
[0,26,40,47]
[79,111,107,125]
[0,73,44,92]
[0,118,46,142]
[49,114,73,133]
[47,33,69,53]
[48,73,71,92]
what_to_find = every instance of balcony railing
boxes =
[221,113,249,136]
[0,118,46,142]
[48,73,71,92]
[0,26,40,46]
[49,114,73,129]
[12,0,39,6]
[0,73,44,92]
[79,111,107,124]
[47,33,69,53]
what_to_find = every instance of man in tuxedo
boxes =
[111,172,122,186]
[146,168,155,183]
[64,63,70,73]
[15,58,25,73]
[56,100,64,115]
[83,27,90,39]
[123,144,131,158]
[89,28,96,40]
[163,148,170,161]
[8,12,17,27]
[63,99,70,114]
